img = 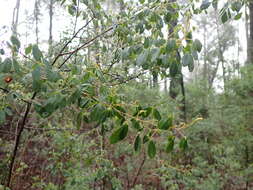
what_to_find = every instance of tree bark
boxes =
[34,0,39,44]
[248,2,253,64]
[12,0,21,36]
[49,0,53,49]
[152,71,158,88]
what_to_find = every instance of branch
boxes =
[6,92,37,188]
[110,71,147,86]
[131,152,146,188]
[58,26,114,69]
[0,87,9,93]
[52,18,94,66]
[0,87,30,104]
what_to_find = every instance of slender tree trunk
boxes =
[164,78,167,92]
[245,5,250,64]
[49,0,53,53]
[203,22,208,86]
[248,2,253,64]
[152,71,158,88]
[180,75,186,121]
[12,0,21,36]
[167,0,186,121]
[215,12,226,93]
[34,0,39,44]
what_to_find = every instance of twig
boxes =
[52,18,94,66]
[6,92,37,188]
[131,152,146,188]
[58,26,114,69]
[110,71,147,86]
[0,87,31,104]
[0,87,9,93]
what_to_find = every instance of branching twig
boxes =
[58,26,114,69]
[110,71,147,86]
[6,92,36,188]
[52,18,94,66]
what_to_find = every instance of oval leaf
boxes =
[179,137,188,150]
[32,45,43,62]
[134,135,141,152]
[148,140,156,158]
[109,125,128,144]
[166,136,175,153]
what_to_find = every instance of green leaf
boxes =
[169,61,178,77]
[140,107,152,118]
[35,95,66,118]
[0,58,12,73]
[166,39,176,52]
[193,39,202,52]
[200,0,211,10]
[164,12,172,24]
[25,44,32,55]
[134,135,141,152]
[148,140,156,158]
[182,53,194,67]
[179,137,188,150]
[234,13,242,20]
[166,136,175,153]
[32,65,41,91]
[143,135,149,144]
[90,104,106,123]
[131,119,142,131]
[188,60,194,72]
[12,59,20,73]
[46,67,61,82]
[221,11,228,23]
[212,0,218,10]
[136,50,148,66]
[143,38,150,49]
[109,125,128,144]
[32,45,43,62]
[68,5,76,16]
[0,110,6,124]
[76,112,83,130]
[158,116,173,130]
[0,49,5,55]
[139,0,145,4]
[10,35,21,50]
[151,48,160,62]
[153,108,161,121]
[231,2,242,12]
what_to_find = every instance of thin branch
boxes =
[6,92,37,188]
[51,18,94,66]
[0,87,9,93]
[0,130,17,136]
[58,26,114,69]
[0,87,31,104]
[110,71,147,86]
[131,152,146,188]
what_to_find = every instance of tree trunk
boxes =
[215,11,226,93]
[34,0,39,44]
[49,0,53,50]
[248,2,253,64]
[203,21,208,86]
[12,0,21,36]
[164,78,167,92]
[245,5,250,64]
[152,71,158,88]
